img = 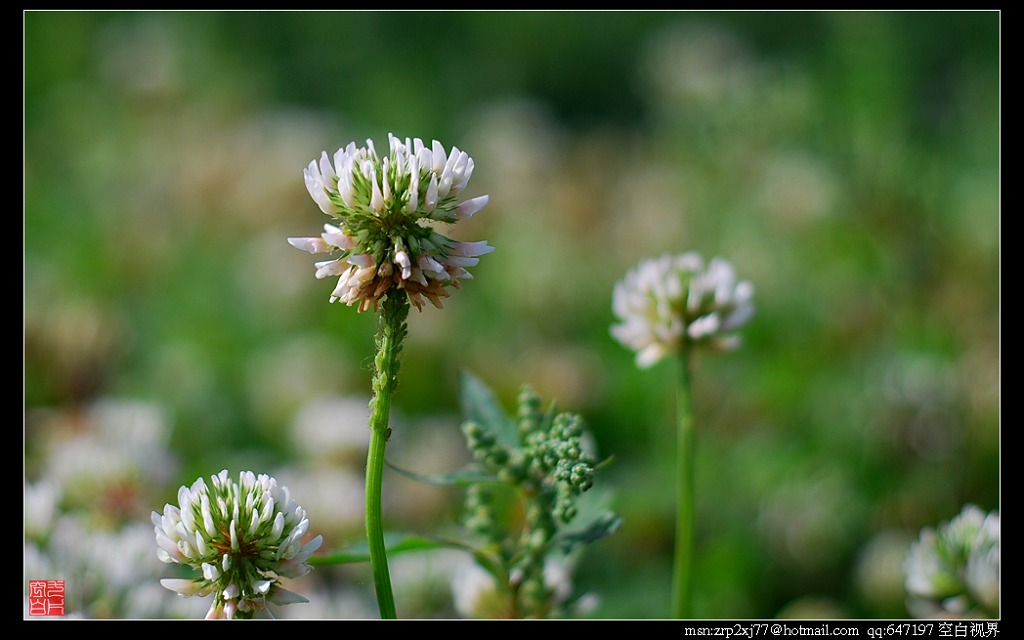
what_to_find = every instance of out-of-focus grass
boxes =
[25,10,999,619]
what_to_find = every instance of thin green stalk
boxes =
[671,349,694,619]
[365,291,409,620]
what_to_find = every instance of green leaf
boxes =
[459,370,519,446]
[386,458,497,487]
[554,510,623,551]
[309,533,473,566]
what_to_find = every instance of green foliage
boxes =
[452,371,620,618]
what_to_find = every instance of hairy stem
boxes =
[365,290,409,620]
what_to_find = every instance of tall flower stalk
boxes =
[289,134,492,618]
[611,252,753,618]
[363,290,408,618]
[673,347,695,619]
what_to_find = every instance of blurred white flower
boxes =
[905,504,999,618]
[43,398,177,518]
[24,480,60,541]
[853,530,915,618]
[289,133,493,312]
[153,470,322,619]
[272,465,365,538]
[610,252,754,368]
[290,395,372,466]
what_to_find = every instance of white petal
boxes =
[288,237,331,254]
[431,139,447,173]
[370,169,385,213]
[314,259,347,279]
[255,579,274,595]
[450,240,495,257]
[445,255,480,268]
[155,531,185,563]
[347,254,375,268]
[425,174,438,212]
[635,344,669,368]
[271,512,286,541]
[160,578,205,596]
[455,194,489,218]
[395,250,412,280]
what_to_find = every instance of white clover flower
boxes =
[43,398,177,518]
[289,133,493,312]
[152,469,323,619]
[905,504,1000,618]
[610,252,754,368]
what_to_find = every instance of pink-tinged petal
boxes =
[455,194,489,218]
[447,267,473,281]
[450,240,495,257]
[304,533,324,555]
[321,226,356,250]
[314,259,346,279]
[160,578,206,596]
[635,344,669,369]
[445,255,480,268]
[347,254,375,268]
[686,314,721,340]
[288,237,332,254]
[205,603,226,619]
[408,267,428,286]
[418,255,446,275]
[395,250,412,280]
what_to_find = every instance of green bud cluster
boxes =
[458,385,600,618]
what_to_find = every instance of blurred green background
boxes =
[24,10,999,619]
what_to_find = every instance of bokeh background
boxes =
[24,10,1000,619]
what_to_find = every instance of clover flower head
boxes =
[152,469,323,619]
[904,504,1000,618]
[289,133,493,312]
[610,252,754,368]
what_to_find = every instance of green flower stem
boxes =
[365,291,409,620]
[672,349,695,619]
